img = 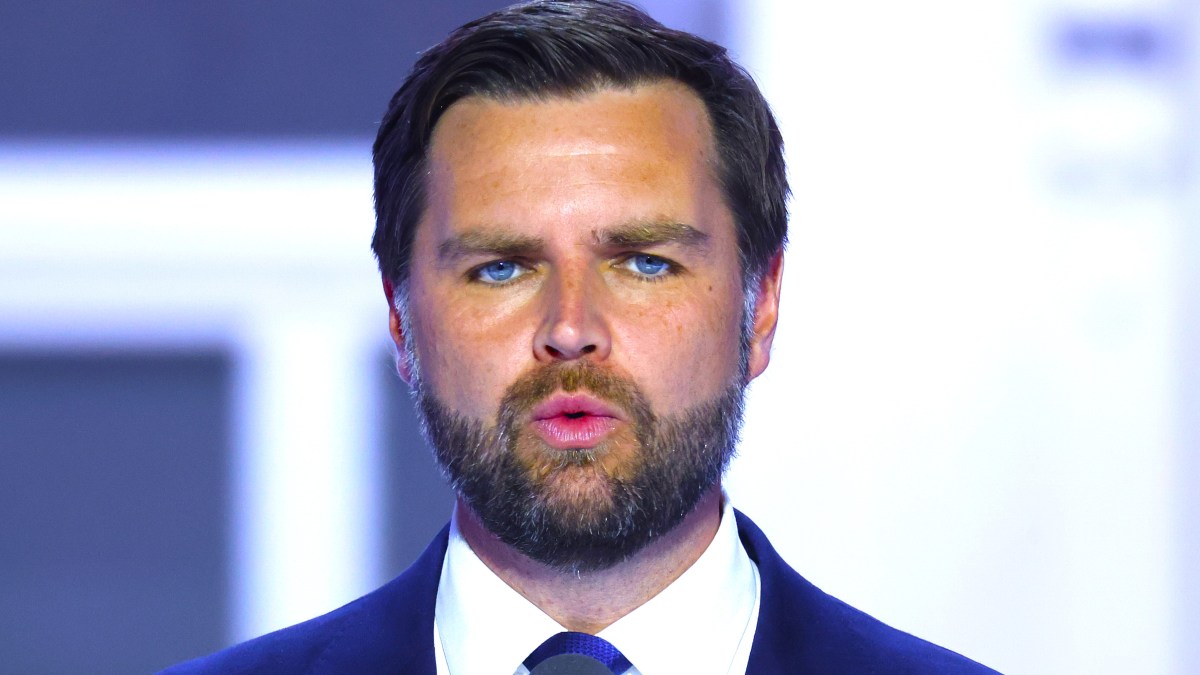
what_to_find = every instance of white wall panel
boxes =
[725,1,1186,673]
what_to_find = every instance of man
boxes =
[166,1,998,672]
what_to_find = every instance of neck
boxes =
[456,486,723,634]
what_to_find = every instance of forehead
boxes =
[431,80,717,158]
[422,82,724,232]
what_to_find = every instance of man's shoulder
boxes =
[734,511,1001,674]
[159,525,449,675]
[777,581,1001,674]
[158,596,368,675]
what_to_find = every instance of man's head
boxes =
[372,0,787,572]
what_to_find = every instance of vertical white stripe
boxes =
[232,312,383,639]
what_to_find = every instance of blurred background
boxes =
[0,0,1195,672]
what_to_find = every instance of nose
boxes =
[533,269,612,363]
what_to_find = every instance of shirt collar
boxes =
[434,495,759,675]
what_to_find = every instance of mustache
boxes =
[497,362,656,430]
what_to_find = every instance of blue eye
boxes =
[477,260,522,283]
[630,254,670,277]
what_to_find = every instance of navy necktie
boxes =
[523,631,634,675]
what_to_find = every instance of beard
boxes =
[413,361,747,573]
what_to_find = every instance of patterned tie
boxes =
[523,631,634,675]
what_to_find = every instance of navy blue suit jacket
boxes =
[164,512,999,673]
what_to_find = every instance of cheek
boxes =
[410,290,530,417]
[616,286,744,412]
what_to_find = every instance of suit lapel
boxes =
[312,523,449,674]
[388,524,448,675]
[736,510,822,672]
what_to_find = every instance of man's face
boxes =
[389,82,780,570]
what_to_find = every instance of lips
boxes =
[528,393,624,450]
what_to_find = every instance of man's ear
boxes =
[382,277,415,385]
[745,250,784,382]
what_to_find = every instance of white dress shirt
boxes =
[433,496,760,674]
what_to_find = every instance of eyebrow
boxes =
[437,230,545,263]
[596,220,710,250]
[436,219,710,264]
